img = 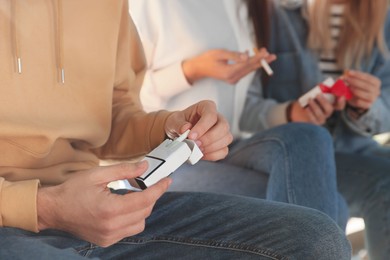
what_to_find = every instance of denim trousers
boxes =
[170,123,349,230]
[0,192,351,259]
[336,150,390,260]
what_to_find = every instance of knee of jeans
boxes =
[296,209,352,260]
[271,123,332,150]
[289,123,333,150]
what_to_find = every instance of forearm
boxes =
[240,80,290,132]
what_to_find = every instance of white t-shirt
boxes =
[130,0,256,137]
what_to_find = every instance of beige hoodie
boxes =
[0,0,171,232]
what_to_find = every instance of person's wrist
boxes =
[182,59,199,85]
[346,104,367,120]
[286,102,294,122]
[37,186,59,231]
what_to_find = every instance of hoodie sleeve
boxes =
[0,177,40,232]
[93,0,172,160]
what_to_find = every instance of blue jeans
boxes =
[170,123,349,229]
[336,151,390,260]
[0,192,351,259]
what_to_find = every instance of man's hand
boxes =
[182,48,276,85]
[37,161,171,247]
[164,100,233,161]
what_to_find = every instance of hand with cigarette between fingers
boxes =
[182,48,276,85]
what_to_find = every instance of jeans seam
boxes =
[119,236,289,260]
[76,243,97,257]
[227,137,297,205]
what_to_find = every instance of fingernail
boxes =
[195,140,202,147]
[189,132,198,140]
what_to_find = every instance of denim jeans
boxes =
[336,151,390,260]
[0,192,351,259]
[170,123,349,229]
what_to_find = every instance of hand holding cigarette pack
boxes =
[298,77,353,107]
[107,130,203,193]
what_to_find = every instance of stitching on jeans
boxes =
[118,236,288,260]
[76,243,97,257]
[227,137,296,204]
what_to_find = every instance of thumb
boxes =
[165,111,193,139]
[95,161,149,184]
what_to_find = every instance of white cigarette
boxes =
[167,129,190,148]
[175,129,190,142]
[261,59,273,76]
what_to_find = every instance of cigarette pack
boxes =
[298,78,352,107]
[107,130,203,192]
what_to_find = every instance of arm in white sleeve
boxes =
[240,73,290,132]
[130,0,192,112]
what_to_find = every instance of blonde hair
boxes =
[306,0,389,69]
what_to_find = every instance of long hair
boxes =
[245,0,272,95]
[306,0,389,69]
[245,0,271,49]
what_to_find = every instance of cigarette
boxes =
[167,129,190,148]
[261,59,274,76]
[253,47,273,76]
[175,129,190,142]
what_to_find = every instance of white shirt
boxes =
[129,0,256,137]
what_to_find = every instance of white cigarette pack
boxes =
[298,78,335,107]
[134,138,203,189]
[107,130,203,193]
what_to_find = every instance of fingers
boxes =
[216,49,249,63]
[305,95,334,125]
[124,177,172,212]
[222,54,262,84]
[196,114,232,161]
[344,70,381,90]
[348,98,372,110]
[81,177,171,247]
[94,161,149,184]
[165,101,232,161]
[315,95,334,117]
[334,96,346,111]
[93,208,150,247]
[343,71,381,110]
[184,101,219,140]
[221,48,276,84]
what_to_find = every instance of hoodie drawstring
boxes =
[10,0,65,84]
[55,0,65,84]
[11,0,22,74]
